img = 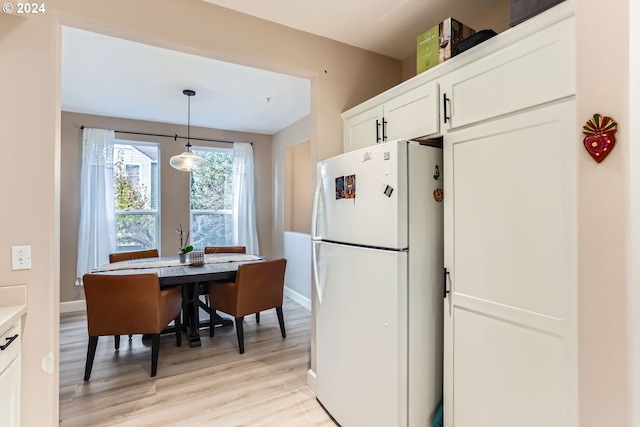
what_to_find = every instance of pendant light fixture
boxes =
[169,89,206,172]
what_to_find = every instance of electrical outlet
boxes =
[11,245,31,270]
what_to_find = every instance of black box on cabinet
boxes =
[509,0,565,26]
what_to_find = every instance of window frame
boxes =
[189,145,234,249]
[113,140,161,253]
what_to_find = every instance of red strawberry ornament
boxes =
[583,114,618,163]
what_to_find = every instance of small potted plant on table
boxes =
[177,223,193,263]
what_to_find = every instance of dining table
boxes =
[90,253,265,347]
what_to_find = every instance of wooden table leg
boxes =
[183,282,201,347]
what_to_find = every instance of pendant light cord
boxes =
[186,91,192,151]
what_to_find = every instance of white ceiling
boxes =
[202,0,506,60]
[61,26,311,135]
[61,0,507,135]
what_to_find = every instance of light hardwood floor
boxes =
[59,298,336,427]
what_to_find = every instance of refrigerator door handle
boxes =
[312,241,323,305]
[311,164,325,240]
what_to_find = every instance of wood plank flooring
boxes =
[59,298,336,427]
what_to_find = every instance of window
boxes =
[125,164,140,186]
[113,142,159,252]
[190,147,233,248]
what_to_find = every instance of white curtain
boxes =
[76,128,116,283]
[232,142,260,254]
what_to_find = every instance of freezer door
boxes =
[314,139,409,249]
[315,241,408,427]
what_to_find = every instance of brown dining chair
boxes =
[108,248,160,342]
[208,258,287,354]
[201,246,247,308]
[82,273,182,379]
[204,246,246,254]
[109,248,159,263]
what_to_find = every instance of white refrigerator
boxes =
[312,139,443,427]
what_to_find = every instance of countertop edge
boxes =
[0,284,27,333]
[0,305,27,334]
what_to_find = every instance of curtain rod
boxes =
[80,126,251,145]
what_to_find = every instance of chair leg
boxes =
[175,314,182,347]
[84,336,99,381]
[255,311,260,324]
[276,306,286,338]
[235,317,245,354]
[114,335,120,350]
[151,334,160,377]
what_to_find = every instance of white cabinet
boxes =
[343,81,439,152]
[384,81,439,143]
[442,4,577,426]
[0,321,21,427]
[439,10,575,130]
[443,101,577,427]
[343,104,383,152]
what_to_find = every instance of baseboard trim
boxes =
[284,287,311,311]
[60,299,86,314]
[307,368,317,394]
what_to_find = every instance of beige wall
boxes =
[272,115,312,260]
[0,12,60,427]
[60,111,274,303]
[0,0,402,424]
[629,3,640,424]
[575,0,633,425]
[284,141,312,234]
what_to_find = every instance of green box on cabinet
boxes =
[417,18,475,75]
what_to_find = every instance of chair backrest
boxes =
[234,258,287,317]
[204,246,246,254]
[82,273,164,336]
[109,249,159,263]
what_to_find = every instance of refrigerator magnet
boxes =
[362,150,373,162]
[433,188,444,202]
[380,183,394,197]
[345,174,356,199]
[335,176,345,199]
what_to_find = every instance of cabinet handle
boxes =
[376,119,381,143]
[443,93,450,124]
[443,268,450,298]
[0,334,18,351]
[382,119,387,141]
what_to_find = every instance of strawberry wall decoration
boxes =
[583,114,618,163]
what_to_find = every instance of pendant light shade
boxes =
[169,150,206,171]
[170,89,206,172]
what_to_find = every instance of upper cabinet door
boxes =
[384,80,439,142]
[343,81,441,153]
[439,15,575,130]
[343,104,384,153]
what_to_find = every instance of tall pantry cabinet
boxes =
[341,1,578,426]
[440,4,577,426]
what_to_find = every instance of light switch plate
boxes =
[11,245,31,270]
